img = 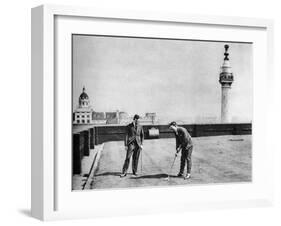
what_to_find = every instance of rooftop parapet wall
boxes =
[83,123,252,145]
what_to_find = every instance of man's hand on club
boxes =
[140,145,143,150]
[125,146,128,151]
[175,148,181,157]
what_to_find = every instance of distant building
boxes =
[73,87,94,124]
[139,112,158,125]
[92,112,107,124]
[106,112,117,120]
[73,87,157,125]
[92,111,105,119]
[145,113,157,124]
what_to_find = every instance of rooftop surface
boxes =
[76,135,252,190]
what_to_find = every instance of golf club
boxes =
[140,147,143,174]
[164,153,178,181]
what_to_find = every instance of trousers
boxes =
[179,146,193,174]
[122,141,141,174]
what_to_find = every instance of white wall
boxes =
[0,0,280,225]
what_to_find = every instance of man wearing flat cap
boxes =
[169,121,193,179]
[120,114,144,177]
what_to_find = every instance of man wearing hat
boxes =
[169,121,193,180]
[120,114,144,177]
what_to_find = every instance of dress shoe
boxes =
[184,173,191,180]
[177,172,183,177]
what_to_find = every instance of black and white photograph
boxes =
[1,0,278,223]
[72,34,252,190]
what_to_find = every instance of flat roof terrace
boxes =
[81,135,251,190]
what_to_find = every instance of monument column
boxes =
[219,45,234,123]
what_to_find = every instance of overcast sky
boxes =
[72,35,253,123]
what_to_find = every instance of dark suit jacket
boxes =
[124,122,144,147]
[175,126,193,150]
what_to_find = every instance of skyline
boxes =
[72,35,253,123]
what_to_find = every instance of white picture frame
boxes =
[31,4,274,221]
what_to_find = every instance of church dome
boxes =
[79,87,90,108]
[79,87,89,100]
